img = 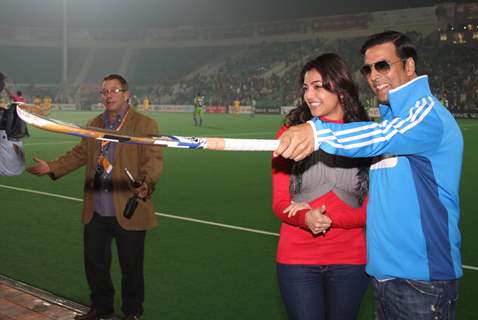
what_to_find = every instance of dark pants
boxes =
[277,264,368,320]
[84,212,146,316]
[372,278,459,320]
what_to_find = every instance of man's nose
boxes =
[368,66,382,82]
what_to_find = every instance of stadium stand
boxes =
[0,2,477,112]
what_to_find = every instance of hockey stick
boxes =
[16,104,279,151]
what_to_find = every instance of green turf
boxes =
[0,112,476,319]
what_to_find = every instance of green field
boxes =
[1,112,477,319]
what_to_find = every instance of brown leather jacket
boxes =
[48,107,163,230]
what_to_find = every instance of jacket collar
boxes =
[94,105,137,130]
[379,75,431,115]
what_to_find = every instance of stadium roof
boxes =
[0,0,472,28]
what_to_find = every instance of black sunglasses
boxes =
[360,59,407,77]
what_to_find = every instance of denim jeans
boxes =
[372,278,459,320]
[277,264,369,320]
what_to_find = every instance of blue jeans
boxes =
[372,278,459,320]
[277,264,368,320]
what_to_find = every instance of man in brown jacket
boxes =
[27,74,163,320]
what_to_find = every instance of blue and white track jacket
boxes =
[308,75,463,280]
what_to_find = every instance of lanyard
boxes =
[98,109,129,174]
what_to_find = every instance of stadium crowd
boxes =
[8,32,478,112]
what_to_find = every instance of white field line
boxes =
[2,183,477,272]
[158,212,279,236]
[0,184,278,237]
[23,141,77,146]
[463,265,478,271]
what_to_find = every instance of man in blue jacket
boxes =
[275,31,463,319]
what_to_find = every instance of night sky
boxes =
[0,0,469,28]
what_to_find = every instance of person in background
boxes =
[43,96,52,115]
[33,95,42,114]
[1,76,26,105]
[272,53,370,320]
[249,96,256,118]
[0,71,25,176]
[232,97,240,117]
[193,92,204,126]
[7,90,26,104]
[142,96,150,113]
[27,74,163,320]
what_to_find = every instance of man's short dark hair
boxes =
[103,74,128,91]
[360,30,418,67]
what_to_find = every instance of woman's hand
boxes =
[305,205,332,234]
[283,201,312,218]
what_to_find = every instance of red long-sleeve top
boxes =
[272,124,367,265]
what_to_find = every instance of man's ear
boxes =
[405,58,416,77]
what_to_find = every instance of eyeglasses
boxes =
[360,59,407,77]
[100,88,126,96]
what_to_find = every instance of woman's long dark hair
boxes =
[285,53,370,203]
[285,53,369,126]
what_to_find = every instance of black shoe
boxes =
[74,308,115,320]
[122,315,140,320]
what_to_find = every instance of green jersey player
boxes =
[193,93,205,126]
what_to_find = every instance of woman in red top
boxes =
[272,53,371,320]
